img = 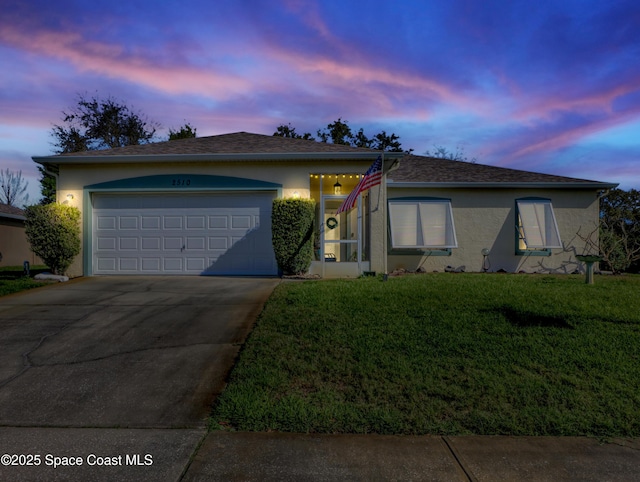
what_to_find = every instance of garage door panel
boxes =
[186,216,206,229]
[186,237,205,250]
[97,216,116,230]
[141,258,160,271]
[97,237,116,250]
[163,258,183,271]
[186,258,206,271]
[164,216,183,229]
[120,258,139,271]
[163,237,183,250]
[92,192,277,275]
[142,216,160,229]
[209,216,227,229]
[231,215,251,229]
[119,217,138,229]
[142,237,161,250]
[208,237,228,249]
[97,258,116,271]
[119,237,138,250]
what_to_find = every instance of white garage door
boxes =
[92,192,278,275]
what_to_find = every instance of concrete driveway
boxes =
[0,276,278,481]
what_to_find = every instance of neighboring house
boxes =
[0,203,41,267]
[32,132,617,278]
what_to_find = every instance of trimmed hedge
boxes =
[272,198,315,275]
[24,203,81,275]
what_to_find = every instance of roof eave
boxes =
[387,181,619,189]
[0,212,26,221]
[32,151,404,165]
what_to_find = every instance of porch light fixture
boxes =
[333,177,342,195]
[66,193,74,200]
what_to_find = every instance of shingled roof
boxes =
[0,203,26,220]
[33,131,615,188]
[54,132,377,157]
[388,154,616,188]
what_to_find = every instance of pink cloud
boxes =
[258,43,491,121]
[2,21,471,124]
[501,109,640,162]
[283,0,333,41]
[513,81,640,123]
[0,26,252,99]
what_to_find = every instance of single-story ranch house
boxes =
[33,132,617,278]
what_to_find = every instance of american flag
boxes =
[336,156,383,214]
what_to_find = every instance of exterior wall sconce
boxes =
[292,191,300,199]
[66,194,74,201]
[333,178,342,195]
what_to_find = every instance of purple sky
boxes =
[1,0,639,203]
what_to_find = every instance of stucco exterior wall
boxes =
[57,159,376,277]
[385,187,600,274]
[0,219,42,267]
[55,160,603,278]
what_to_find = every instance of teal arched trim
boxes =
[84,174,282,191]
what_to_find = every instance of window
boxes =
[388,199,457,249]
[516,199,562,254]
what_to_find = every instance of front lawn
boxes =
[0,266,50,297]
[212,273,640,436]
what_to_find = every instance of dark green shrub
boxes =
[272,198,315,275]
[24,203,81,275]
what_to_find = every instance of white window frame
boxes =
[388,199,458,249]
[516,199,562,252]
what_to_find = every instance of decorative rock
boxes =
[34,273,69,282]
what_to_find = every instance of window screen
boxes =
[389,200,457,249]
[516,199,562,249]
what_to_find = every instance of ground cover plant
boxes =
[212,273,640,437]
[0,266,49,297]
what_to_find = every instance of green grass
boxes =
[212,273,640,437]
[0,265,50,297]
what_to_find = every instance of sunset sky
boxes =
[1,0,639,203]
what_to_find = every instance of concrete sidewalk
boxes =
[1,430,637,481]
[184,432,640,481]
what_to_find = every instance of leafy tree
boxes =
[24,204,81,275]
[273,123,315,140]
[51,94,159,153]
[278,119,409,152]
[0,168,29,207]
[317,118,354,145]
[168,123,197,140]
[425,145,477,163]
[371,130,405,152]
[46,93,163,200]
[599,188,640,273]
[37,166,56,205]
[353,128,373,148]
